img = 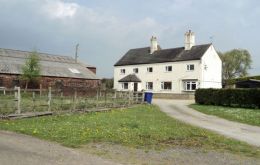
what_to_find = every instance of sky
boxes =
[0,0,259,78]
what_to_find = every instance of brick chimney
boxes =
[150,36,158,54]
[185,30,195,50]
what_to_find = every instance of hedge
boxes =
[195,88,260,109]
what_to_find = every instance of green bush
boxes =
[195,88,260,109]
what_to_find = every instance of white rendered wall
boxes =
[200,45,222,88]
[114,60,201,93]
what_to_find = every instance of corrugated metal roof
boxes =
[114,44,211,66]
[0,48,99,80]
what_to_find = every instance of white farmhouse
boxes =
[114,30,222,93]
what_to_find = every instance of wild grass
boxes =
[0,105,259,157]
[0,94,130,115]
[190,104,260,126]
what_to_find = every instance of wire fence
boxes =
[0,87,144,116]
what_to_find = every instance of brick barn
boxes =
[0,48,100,94]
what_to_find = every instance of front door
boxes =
[134,83,138,92]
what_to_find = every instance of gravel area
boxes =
[81,142,260,165]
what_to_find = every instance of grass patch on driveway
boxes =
[190,104,260,126]
[0,105,259,157]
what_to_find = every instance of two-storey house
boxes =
[114,30,222,93]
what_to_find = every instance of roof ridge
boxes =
[128,43,211,52]
[0,47,73,59]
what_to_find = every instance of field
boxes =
[190,104,260,126]
[0,105,259,157]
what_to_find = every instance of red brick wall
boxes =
[0,74,100,91]
[0,74,20,88]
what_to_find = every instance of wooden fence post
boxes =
[48,87,52,112]
[105,90,107,107]
[73,89,77,111]
[32,92,35,112]
[40,84,42,97]
[60,92,63,110]
[15,87,21,114]
[96,89,99,108]
[114,91,117,99]
[128,91,131,106]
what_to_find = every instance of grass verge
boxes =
[190,104,260,126]
[0,105,259,157]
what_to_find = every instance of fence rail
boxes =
[0,87,144,116]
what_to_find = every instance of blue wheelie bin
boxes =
[144,92,153,104]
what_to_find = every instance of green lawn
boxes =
[0,105,259,157]
[190,104,260,126]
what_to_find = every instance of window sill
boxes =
[182,90,195,92]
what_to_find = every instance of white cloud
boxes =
[42,0,79,19]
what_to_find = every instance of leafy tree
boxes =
[21,51,41,90]
[219,49,252,81]
[101,78,114,89]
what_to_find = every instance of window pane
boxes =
[192,83,196,90]
[121,69,125,74]
[147,67,153,72]
[190,65,194,70]
[187,83,190,90]
[125,83,128,89]
[146,82,153,90]
[162,82,172,90]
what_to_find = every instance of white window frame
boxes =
[133,68,138,74]
[147,67,153,73]
[165,66,172,72]
[187,64,195,71]
[183,81,197,91]
[121,82,128,90]
[120,69,126,75]
[161,81,172,90]
[146,82,153,90]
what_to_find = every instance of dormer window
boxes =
[120,69,126,74]
[187,64,194,71]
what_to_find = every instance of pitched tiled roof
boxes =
[118,74,141,82]
[114,44,211,66]
[0,48,99,80]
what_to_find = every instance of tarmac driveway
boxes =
[0,131,119,165]
[153,99,260,147]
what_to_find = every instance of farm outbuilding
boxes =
[0,48,100,94]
